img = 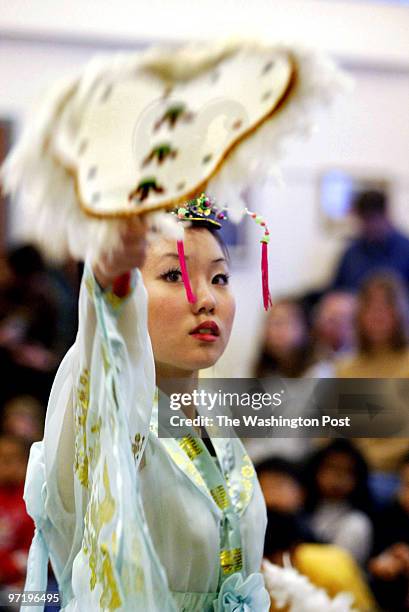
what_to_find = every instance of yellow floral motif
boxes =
[100,544,122,610]
[226,454,255,514]
[89,417,102,470]
[74,368,90,488]
[74,371,104,488]
[131,433,145,460]
[241,464,254,478]
[91,418,102,435]
[82,460,122,610]
[166,446,206,488]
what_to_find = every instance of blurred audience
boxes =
[255,299,314,378]
[334,273,409,476]
[0,245,74,609]
[0,244,77,405]
[369,452,409,611]
[257,455,376,611]
[248,194,409,609]
[0,434,33,592]
[302,439,374,566]
[332,190,409,292]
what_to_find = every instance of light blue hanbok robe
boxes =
[22,265,269,611]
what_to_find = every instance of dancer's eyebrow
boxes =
[161,253,227,264]
[212,257,227,264]
[161,253,180,259]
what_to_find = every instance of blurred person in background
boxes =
[248,299,314,464]
[0,244,77,406]
[369,452,409,611]
[336,273,409,477]
[303,439,374,566]
[256,456,313,560]
[336,272,409,379]
[311,291,357,362]
[1,395,44,444]
[332,190,409,293]
[257,455,376,611]
[0,434,34,603]
[255,298,314,378]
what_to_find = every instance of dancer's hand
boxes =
[93,217,147,289]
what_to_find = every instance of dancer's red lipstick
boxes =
[189,321,220,342]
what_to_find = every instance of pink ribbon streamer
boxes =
[177,240,196,303]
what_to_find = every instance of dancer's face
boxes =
[141,227,235,377]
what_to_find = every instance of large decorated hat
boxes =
[1,39,349,263]
[65,44,294,217]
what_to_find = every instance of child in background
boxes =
[256,456,314,566]
[369,452,409,611]
[303,439,374,565]
[0,434,34,595]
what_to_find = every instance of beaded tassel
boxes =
[245,208,272,310]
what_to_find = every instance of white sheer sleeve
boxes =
[23,264,176,611]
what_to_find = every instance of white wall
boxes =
[2,0,409,68]
[1,0,408,376]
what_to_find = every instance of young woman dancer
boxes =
[23,204,269,611]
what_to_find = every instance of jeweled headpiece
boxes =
[173,193,225,228]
